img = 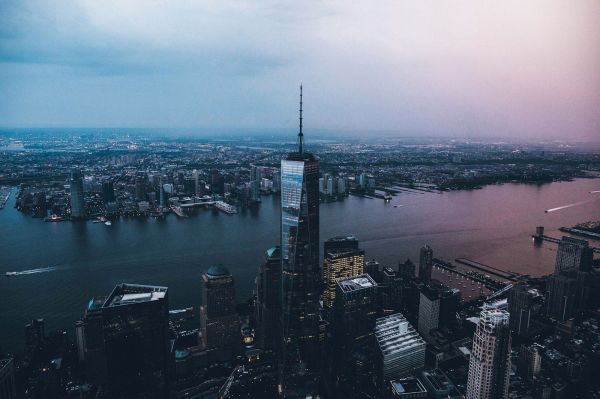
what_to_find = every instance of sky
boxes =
[0,0,599,140]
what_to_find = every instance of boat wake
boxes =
[6,266,60,277]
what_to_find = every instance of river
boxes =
[1,178,599,351]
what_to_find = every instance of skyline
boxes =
[1,1,599,141]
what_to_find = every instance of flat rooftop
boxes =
[375,313,426,357]
[337,274,377,293]
[104,283,167,308]
[390,378,426,396]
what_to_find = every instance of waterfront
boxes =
[1,178,599,351]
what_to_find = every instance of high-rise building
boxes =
[546,273,578,321]
[365,259,380,282]
[102,180,115,204]
[554,236,593,274]
[398,259,416,279]
[0,358,16,399]
[249,165,261,203]
[70,168,85,219]
[507,283,537,335]
[323,237,365,309]
[518,344,542,382]
[333,274,378,355]
[419,245,433,284]
[200,266,240,351]
[466,308,511,399]
[418,287,440,338]
[255,247,282,351]
[82,284,170,398]
[375,313,426,383]
[280,85,321,397]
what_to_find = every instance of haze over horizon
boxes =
[1,1,599,141]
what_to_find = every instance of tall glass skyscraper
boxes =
[280,86,321,396]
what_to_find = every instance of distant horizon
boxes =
[2,1,599,141]
[1,126,600,144]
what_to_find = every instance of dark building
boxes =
[398,259,416,279]
[210,170,225,195]
[333,274,378,359]
[418,286,459,338]
[554,236,593,274]
[280,86,321,396]
[323,235,360,253]
[69,168,85,219]
[507,283,537,335]
[102,181,115,204]
[255,247,282,351]
[200,266,240,352]
[365,259,381,282]
[81,284,170,398]
[134,173,148,201]
[25,318,45,354]
[0,358,16,399]
[418,246,433,284]
[546,272,579,321]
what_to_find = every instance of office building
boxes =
[418,246,433,284]
[255,247,282,350]
[323,235,360,253]
[365,259,381,282]
[102,180,115,204]
[554,236,593,274]
[69,168,85,219]
[0,358,16,399]
[82,284,170,397]
[280,85,321,378]
[418,287,440,338]
[507,283,537,335]
[518,344,542,382]
[333,274,378,355]
[200,266,240,351]
[546,273,579,321]
[323,238,365,309]
[375,313,426,382]
[398,259,416,279]
[466,309,511,399]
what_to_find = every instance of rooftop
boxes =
[375,313,426,357]
[390,378,427,396]
[337,274,377,293]
[206,265,230,278]
[326,235,359,242]
[104,283,167,308]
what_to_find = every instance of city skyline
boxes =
[1,1,600,141]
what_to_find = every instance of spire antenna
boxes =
[298,84,304,153]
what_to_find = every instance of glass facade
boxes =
[280,153,320,370]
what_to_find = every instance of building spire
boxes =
[298,84,304,153]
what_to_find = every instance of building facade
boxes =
[200,265,240,351]
[466,309,511,399]
[323,239,365,309]
[70,168,85,219]
[418,245,433,284]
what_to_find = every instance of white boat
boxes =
[105,221,112,226]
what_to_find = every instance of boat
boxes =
[214,201,238,214]
[105,221,112,226]
[5,272,17,277]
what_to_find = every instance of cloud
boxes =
[0,0,599,140]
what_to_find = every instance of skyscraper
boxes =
[256,246,282,351]
[418,287,440,338]
[554,236,593,273]
[70,168,85,219]
[82,284,170,398]
[507,283,537,336]
[280,85,321,395]
[466,308,511,399]
[0,358,16,399]
[419,245,433,284]
[200,265,240,351]
[323,236,365,309]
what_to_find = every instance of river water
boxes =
[1,178,599,351]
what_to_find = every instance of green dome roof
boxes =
[207,265,229,277]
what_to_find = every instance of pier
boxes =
[433,259,505,291]
[532,226,600,253]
